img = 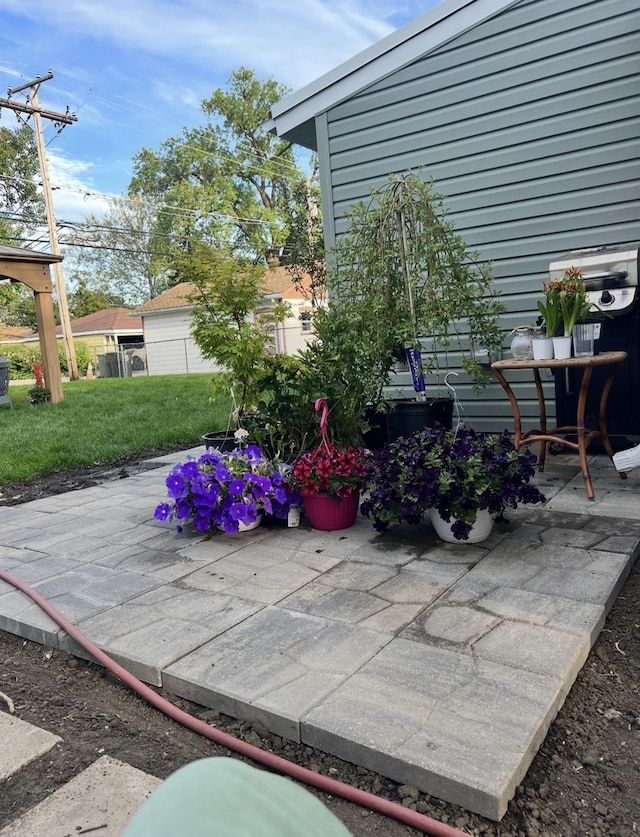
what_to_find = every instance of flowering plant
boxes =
[361,424,546,540]
[536,283,562,338]
[540,267,592,338]
[557,267,592,337]
[290,443,371,499]
[154,442,298,534]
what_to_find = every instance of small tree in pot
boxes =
[325,171,505,438]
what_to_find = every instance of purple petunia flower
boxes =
[361,424,546,540]
[165,471,188,500]
[154,503,172,521]
[153,443,297,535]
[228,478,246,496]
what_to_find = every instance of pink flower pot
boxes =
[302,492,359,531]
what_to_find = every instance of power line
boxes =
[0,71,79,382]
[0,175,295,229]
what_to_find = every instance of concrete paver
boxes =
[0,449,638,821]
[0,755,161,837]
[0,713,61,781]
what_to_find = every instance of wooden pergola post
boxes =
[0,244,64,403]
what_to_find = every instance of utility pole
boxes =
[0,72,79,380]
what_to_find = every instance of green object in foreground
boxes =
[123,757,352,837]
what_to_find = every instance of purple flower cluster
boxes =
[154,444,298,535]
[361,424,546,540]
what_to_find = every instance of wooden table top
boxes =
[491,350,627,371]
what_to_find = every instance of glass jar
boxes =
[510,327,535,361]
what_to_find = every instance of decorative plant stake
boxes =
[28,363,51,405]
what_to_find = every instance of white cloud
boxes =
[0,0,423,87]
[0,0,437,217]
[46,150,112,221]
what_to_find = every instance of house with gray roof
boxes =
[267,0,640,432]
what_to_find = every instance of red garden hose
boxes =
[0,569,472,837]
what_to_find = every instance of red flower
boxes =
[290,442,371,500]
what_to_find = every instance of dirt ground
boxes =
[0,453,639,836]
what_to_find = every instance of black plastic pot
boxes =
[362,406,389,450]
[201,431,237,451]
[386,398,454,442]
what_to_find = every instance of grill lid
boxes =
[549,243,639,314]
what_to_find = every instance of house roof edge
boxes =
[266,0,518,148]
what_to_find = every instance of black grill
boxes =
[550,243,640,446]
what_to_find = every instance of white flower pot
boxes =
[551,336,572,360]
[429,508,494,544]
[218,512,264,534]
[532,337,554,360]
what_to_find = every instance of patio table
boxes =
[491,351,628,499]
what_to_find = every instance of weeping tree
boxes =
[321,172,506,407]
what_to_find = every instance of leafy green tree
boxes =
[0,123,44,246]
[176,241,289,423]
[66,195,175,305]
[0,283,42,330]
[281,168,325,304]
[68,280,126,318]
[129,67,313,261]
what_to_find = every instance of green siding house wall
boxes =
[268,0,640,430]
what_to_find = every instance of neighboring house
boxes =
[266,0,640,431]
[2,308,144,376]
[134,265,314,376]
[53,308,145,376]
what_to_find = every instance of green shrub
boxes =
[57,341,92,377]
[1,343,41,379]
[1,340,92,379]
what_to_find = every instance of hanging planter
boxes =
[302,492,359,532]
[361,425,546,540]
[202,430,237,451]
[290,399,370,532]
[386,398,454,442]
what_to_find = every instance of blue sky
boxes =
[0,0,440,223]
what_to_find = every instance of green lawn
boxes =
[0,374,231,485]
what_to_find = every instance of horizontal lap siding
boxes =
[143,312,216,376]
[320,0,640,430]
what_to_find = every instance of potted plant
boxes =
[288,399,371,530]
[172,242,291,446]
[361,424,546,542]
[558,267,594,337]
[536,267,601,359]
[247,349,366,462]
[324,171,505,440]
[154,437,298,535]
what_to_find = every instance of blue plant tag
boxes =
[405,345,426,393]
